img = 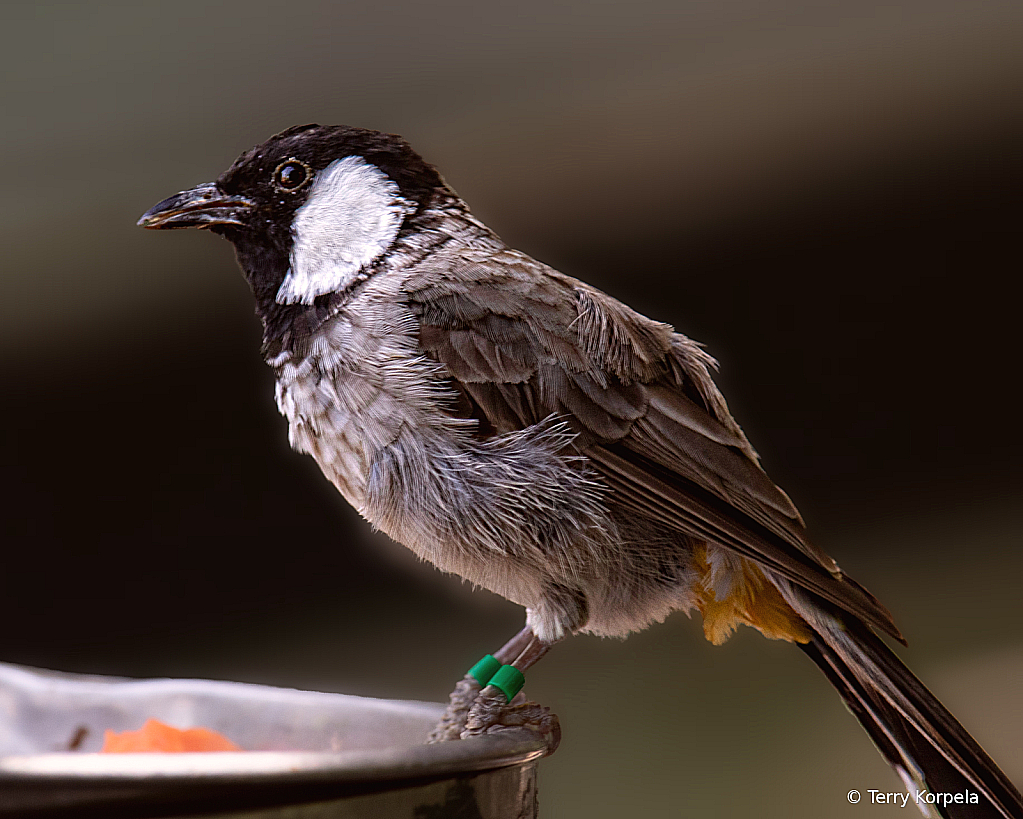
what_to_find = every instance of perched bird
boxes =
[140,124,1021,818]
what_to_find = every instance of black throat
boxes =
[227,234,342,362]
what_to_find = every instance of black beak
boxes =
[137,182,255,230]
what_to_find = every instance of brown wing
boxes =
[404,250,902,641]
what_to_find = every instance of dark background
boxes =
[2,1,1021,815]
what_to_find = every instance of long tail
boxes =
[795,608,1023,818]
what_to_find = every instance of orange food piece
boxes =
[101,719,240,753]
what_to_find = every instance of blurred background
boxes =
[2,0,1021,815]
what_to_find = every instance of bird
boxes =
[139,124,1022,818]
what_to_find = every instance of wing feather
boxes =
[404,252,902,641]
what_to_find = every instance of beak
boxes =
[137,182,255,230]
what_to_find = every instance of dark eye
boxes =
[273,159,312,192]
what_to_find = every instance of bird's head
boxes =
[139,124,448,307]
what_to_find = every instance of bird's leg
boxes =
[508,633,551,671]
[426,626,534,743]
[494,626,536,664]
[461,632,560,748]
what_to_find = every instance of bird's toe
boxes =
[461,685,560,751]
[426,675,483,743]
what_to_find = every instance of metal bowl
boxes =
[0,662,551,818]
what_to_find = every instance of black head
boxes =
[213,124,446,243]
[139,125,450,311]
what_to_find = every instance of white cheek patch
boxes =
[276,156,413,305]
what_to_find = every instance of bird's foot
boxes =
[426,676,560,752]
[463,685,560,751]
[427,633,555,745]
[426,675,482,743]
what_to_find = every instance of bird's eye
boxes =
[273,159,312,192]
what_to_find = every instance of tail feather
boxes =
[797,617,1022,819]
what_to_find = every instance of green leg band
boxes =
[468,654,502,686]
[488,664,525,702]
